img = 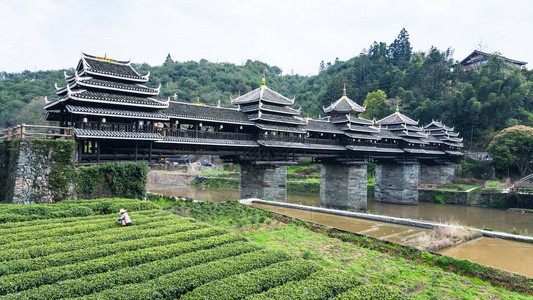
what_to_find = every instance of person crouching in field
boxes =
[117,209,132,226]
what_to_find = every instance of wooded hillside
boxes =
[1,29,532,149]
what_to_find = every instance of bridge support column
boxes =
[239,164,287,201]
[320,163,367,211]
[419,163,455,185]
[375,162,418,205]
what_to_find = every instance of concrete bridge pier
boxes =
[320,163,367,211]
[419,163,455,185]
[375,162,419,205]
[239,164,287,201]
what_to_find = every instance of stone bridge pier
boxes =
[418,163,455,185]
[239,164,287,201]
[375,162,419,205]
[320,163,367,211]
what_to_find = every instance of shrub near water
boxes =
[147,194,272,227]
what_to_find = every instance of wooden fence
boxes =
[1,124,74,141]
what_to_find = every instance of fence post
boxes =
[20,123,26,140]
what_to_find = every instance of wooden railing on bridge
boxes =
[1,124,74,142]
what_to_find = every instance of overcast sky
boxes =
[0,0,531,75]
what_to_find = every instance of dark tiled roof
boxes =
[76,78,158,95]
[377,112,418,126]
[402,137,428,144]
[403,148,445,155]
[257,140,346,151]
[303,119,344,134]
[403,125,424,132]
[74,129,162,140]
[166,102,253,124]
[159,136,258,147]
[69,90,168,107]
[231,86,294,106]
[324,96,365,114]
[240,103,301,115]
[424,121,454,131]
[66,105,168,120]
[445,150,464,156]
[425,134,443,144]
[82,55,146,81]
[255,123,307,134]
[346,145,404,153]
[247,112,307,125]
[375,129,402,139]
[338,124,381,133]
[344,132,380,140]
[330,115,373,125]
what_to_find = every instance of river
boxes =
[148,184,533,234]
[147,184,533,277]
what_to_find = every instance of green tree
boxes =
[487,125,533,177]
[388,28,412,69]
[361,90,392,120]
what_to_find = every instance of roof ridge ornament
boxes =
[342,83,347,98]
[395,99,400,113]
[142,71,150,80]
[260,68,266,87]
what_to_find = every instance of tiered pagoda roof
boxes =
[231,74,307,133]
[377,106,428,145]
[44,53,168,118]
[424,120,463,148]
[323,84,380,141]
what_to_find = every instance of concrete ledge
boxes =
[241,198,436,229]
[242,199,533,244]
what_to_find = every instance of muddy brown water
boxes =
[147,184,533,277]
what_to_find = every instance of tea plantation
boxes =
[0,198,405,299]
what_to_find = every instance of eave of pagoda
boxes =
[239,102,301,115]
[57,72,160,96]
[231,86,295,106]
[44,87,169,110]
[247,111,307,125]
[65,105,169,120]
[77,53,150,83]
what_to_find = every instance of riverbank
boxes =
[147,183,533,235]
[148,194,532,298]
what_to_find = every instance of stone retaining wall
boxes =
[147,171,197,186]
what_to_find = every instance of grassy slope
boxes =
[150,195,531,299]
[1,198,407,299]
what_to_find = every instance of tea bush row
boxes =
[245,269,361,300]
[0,199,158,224]
[181,260,321,300]
[0,207,167,230]
[2,241,260,300]
[0,209,172,237]
[0,221,207,262]
[0,211,176,246]
[0,211,177,252]
[0,227,227,276]
[81,249,293,299]
[0,233,244,295]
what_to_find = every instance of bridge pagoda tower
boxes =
[44,53,168,163]
[231,73,307,201]
[419,121,463,185]
[374,107,424,205]
[319,84,373,211]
